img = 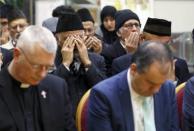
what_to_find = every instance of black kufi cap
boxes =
[143,17,171,36]
[115,9,140,31]
[52,5,75,17]
[0,4,14,18]
[56,12,83,33]
[7,8,26,23]
[77,8,94,23]
[100,5,117,23]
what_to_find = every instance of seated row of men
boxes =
[0,4,193,131]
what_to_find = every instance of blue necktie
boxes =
[142,98,155,131]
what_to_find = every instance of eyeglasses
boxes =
[122,23,141,29]
[19,48,55,71]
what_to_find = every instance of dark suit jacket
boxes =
[111,54,190,85]
[0,67,76,131]
[101,39,127,76]
[183,76,194,131]
[54,51,107,115]
[87,70,179,131]
[111,53,132,76]
[174,57,191,85]
[1,47,13,68]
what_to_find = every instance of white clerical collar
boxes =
[20,83,30,88]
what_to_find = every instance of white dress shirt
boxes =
[127,69,156,131]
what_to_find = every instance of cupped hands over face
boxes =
[61,35,91,67]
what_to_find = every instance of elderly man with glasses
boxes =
[101,9,141,77]
[0,25,76,131]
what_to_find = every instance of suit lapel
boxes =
[0,68,25,131]
[113,40,127,57]
[154,92,162,131]
[118,71,134,131]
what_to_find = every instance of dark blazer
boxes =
[54,51,107,115]
[111,53,132,76]
[111,54,191,85]
[101,39,127,76]
[87,70,179,131]
[1,47,13,68]
[183,76,194,131]
[0,67,76,131]
[174,57,191,85]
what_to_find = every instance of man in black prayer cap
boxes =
[0,25,76,131]
[77,8,102,54]
[101,9,141,76]
[53,12,106,116]
[142,17,190,85]
[112,17,191,86]
[142,17,172,43]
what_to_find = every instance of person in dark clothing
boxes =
[111,17,190,85]
[53,12,106,116]
[183,76,194,131]
[0,25,76,131]
[101,9,141,76]
[77,8,103,54]
[96,5,117,44]
[0,47,13,69]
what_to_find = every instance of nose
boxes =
[107,20,113,26]
[16,25,23,32]
[131,25,139,32]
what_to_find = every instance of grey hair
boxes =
[16,25,57,53]
[131,41,173,74]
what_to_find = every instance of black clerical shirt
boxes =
[12,79,43,131]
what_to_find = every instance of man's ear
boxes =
[13,47,21,59]
[139,33,145,43]
[55,33,60,42]
[130,63,137,75]
[116,30,121,37]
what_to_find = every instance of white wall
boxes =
[35,0,194,33]
[36,0,64,26]
[153,0,194,33]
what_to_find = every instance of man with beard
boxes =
[53,12,106,116]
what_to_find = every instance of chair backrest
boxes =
[176,82,186,94]
[76,89,91,131]
[176,82,186,130]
